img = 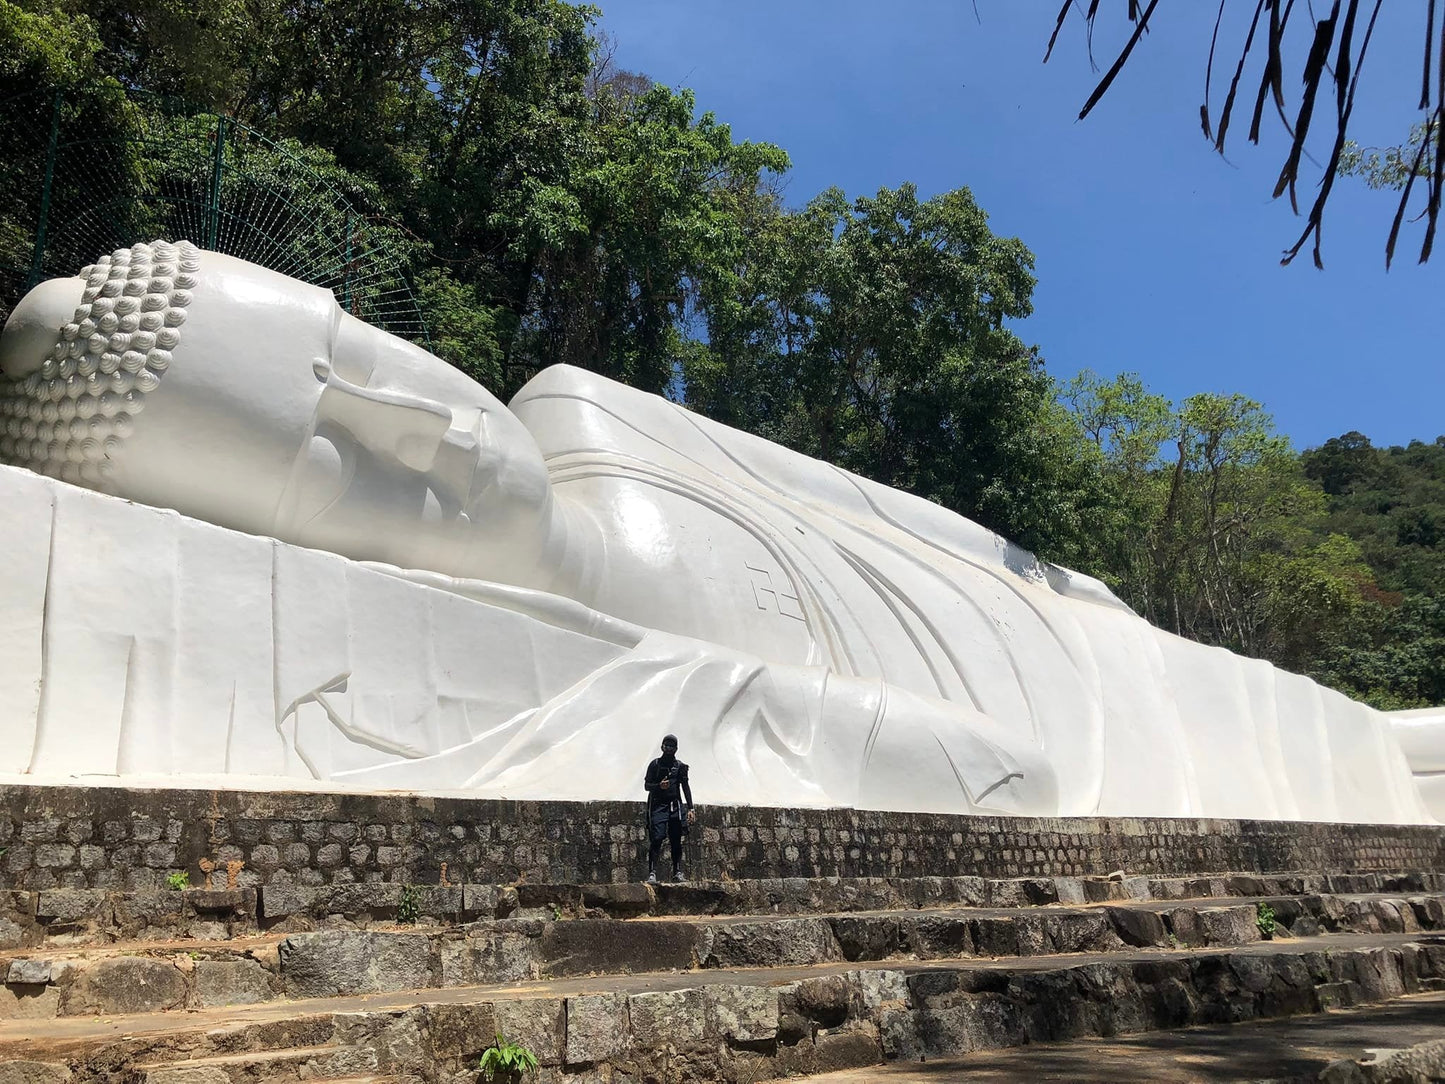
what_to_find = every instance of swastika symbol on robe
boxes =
[746,563,805,621]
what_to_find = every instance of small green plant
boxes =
[397,883,421,924]
[1167,933,1180,950]
[165,871,190,891]
[478,1034,538,1082]
[550,903,563,922]
[1256,901,1277,939]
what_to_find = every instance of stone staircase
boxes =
[2,870,1445,1081]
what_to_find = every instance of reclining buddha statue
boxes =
[0,242,1440,822]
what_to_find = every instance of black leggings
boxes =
[649,813,685,871]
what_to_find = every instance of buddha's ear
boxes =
[312,359,452,471]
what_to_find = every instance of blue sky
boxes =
[597,2,1441,451]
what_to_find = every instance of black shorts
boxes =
[650,805,685,842]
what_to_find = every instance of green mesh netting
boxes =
[0,85,428,345]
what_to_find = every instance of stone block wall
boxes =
[0,784,1441,890]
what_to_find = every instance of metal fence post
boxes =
[205,114,227,250]
[342,209,353,312]
[27,90,64,291]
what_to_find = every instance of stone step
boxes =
[8,868,1439,948]
[133,1043,379,1082]
[0,932,1442,1083]
[787,990,1445,1083]
[2,891,1442,1020]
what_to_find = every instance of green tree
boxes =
[1058,369,1172,595]
[688,181,1103,562]
[512,82,788,394]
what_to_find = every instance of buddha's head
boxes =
[0,242,553,579]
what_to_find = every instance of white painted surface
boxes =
[0,246,1437,822]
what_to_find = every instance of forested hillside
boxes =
[1,0,1439,708]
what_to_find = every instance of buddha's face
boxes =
[0,242,553,580]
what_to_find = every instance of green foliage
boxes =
[1299,433,1445,708]
[0,1,103,93]
[478,1033,539,1081]
[165,871,190,891]
[415,267,509,390]
[397,883,421,925]
[1256,902,1277,939]
[1339,121,1439,192]
[1052,371,1445,708]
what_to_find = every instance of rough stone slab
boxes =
[61,957,187,1015]
[1107,905,1168,947]
[494,996,565,1066]
[516,883,583,912]
[1197,905,1262,946]
[1042,911,1123,954]
[627,988,706,1047]
[582,882,653,914]
[415,885,463,917]
[279,930,431,997]
[0,920,24,951]
[848,968,910,1010]
[194,959,274,1007]
[971,916,1021,957]
[258,884,316,919]
[319,882,404,915]
[1054,878,1087,905]
[184,888,252,914]
[541,916,696,977]
[809,1028,884,1074]
[462,883,498,917]
[439,925,539,987]
[706,984,778,1042]
[1315,981,1364,1010]
[0,1064,71,1084]
[1321,1036,1445,1084]
[140,1069,229,1084]
[34,890,106,923]
[782,974,857,1029]
[425,1001,495,1061]
[698,917,841,969]
[902,914,974,958]
[6,958,51,985]
[831,915,901,961]
[112,893,185,926]
[566,992,627,1064]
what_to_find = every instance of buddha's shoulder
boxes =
[511,364,640,409]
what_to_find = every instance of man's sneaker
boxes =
[672,868,686,883]
[646,870,658,885]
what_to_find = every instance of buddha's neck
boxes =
[478,489,606,606]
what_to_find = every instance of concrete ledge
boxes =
[1,784,1442,891]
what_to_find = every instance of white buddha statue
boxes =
[0,242,1439,823]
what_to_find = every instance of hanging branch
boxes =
[1046,0,1445,266]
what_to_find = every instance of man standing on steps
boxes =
[644,734,695,883]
